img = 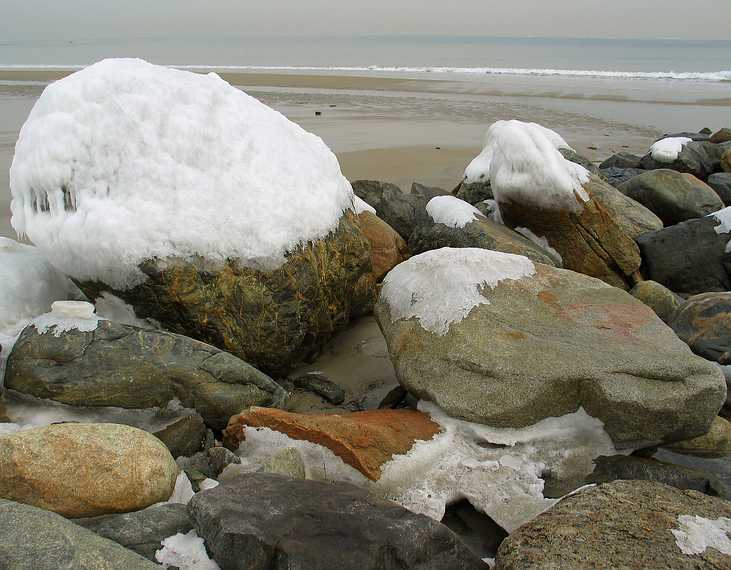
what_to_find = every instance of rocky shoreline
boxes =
[1,60,730,568]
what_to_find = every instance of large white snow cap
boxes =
[380,247,536,335]
[463,120,588,212]
[10,58,356,289]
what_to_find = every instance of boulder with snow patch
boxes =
[599,152,643,170]
[75,503,194,562]
[9,59,375,376]
[407,195,560,265]
[494,481,731,570]
[599,166,645,188]
[410,181,449,201]
[0,500,159,569]
[636,209,731,296]
[375,248,726,448]
[189,472,486,570]
[619,170,723,225]
[356,210,409,283]
[223,407,441,480]
[640,140,724,180]
[669,292,731,364]
[470,121,642,288]
[0,423,178,517]
[711,128,731,144]
[4,304,286,430]
[630,280,683,323]
[351,179,430,239]
[708,173,731,206]
[455,180,493,205]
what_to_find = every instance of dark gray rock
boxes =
[74,504,193,562]
[0,499,158,569]
[495,481,731,570]
[408,218,561,266]
[5,320,287,430]
[410,181,449,201]
[640,140,724,180]
[352,180,429,240]
[636,215,731,296]
[620,170,723,225]
[599,167,645,188]
[708,173,731,206]
[207,447,241,477]
[656,131,711,143]
[599,152,643,170]
[189,472,486,570]
[455,181,493,205]
[290,372,346,405]
[559,148,599,174]
[441,499,507,561]
[669,292,731,364]
[153,411,206,458]
[587,455,726,498]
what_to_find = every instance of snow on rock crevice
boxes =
[230,401,619,533]
[379,247,535,336]
[463,120,589,212]
[156,530,221,570]
[32,301,101,337]
[671,515,731,556]
[650,137,692,163]
[426,195,484,228]
[11,58,355,290]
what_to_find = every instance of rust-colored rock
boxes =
[224,408,441,480]
[357,211,409,282]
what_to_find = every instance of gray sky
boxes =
[2,0,730,40]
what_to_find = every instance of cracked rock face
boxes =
[375,262,726,448]
[4,320,287,429]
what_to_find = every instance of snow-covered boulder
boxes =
[374,248,726,448]
[640,139,725,180]
[464,120,642,289]
[10,59,375,374]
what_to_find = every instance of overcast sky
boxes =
[2,0,730,41]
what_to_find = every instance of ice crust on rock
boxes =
[156,530,220,570]
[426,195,484,228]
[10,58,355,289]
[379,247,535,336]
[231,401,619,532]
[650,137,692,163]
[463,121,589,212]
[671,515,731,556]
[32,301,101,337]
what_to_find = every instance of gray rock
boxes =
[352,180,429,239]
[291,371,346,404]
[153,411,206,458]
[636,215,731,296]
[375,252,726,447]
[599,152,643,169]
[207,447,241,477]
[630,280,683,323]
[410,181,449,201]
[587,455,726,498]
[599,166,645,188]
[189,472,485,569]
[640,140,724,180]
[669,292,731,364]
[408,218,561,266]
[656,131,712,143]
[708,173,731,206]
[74,504,193,562]
[587,175,663,237]
[559,148,599,174]
[455,180,493,205]
[0,499,158,569]
[710,128,731,144]
[495,481,731,570]
[620,170,723,225]
[5,320,287,430]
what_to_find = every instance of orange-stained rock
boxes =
[223,407,440,481]
[358,211,409,282]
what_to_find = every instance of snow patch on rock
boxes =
[165,472,196,506]
[353,195,376,215]
[156,529,220,570]
[380,247,535,336]
[671,515,731,556]
[11,58,354,290]
[426,195,483,228]
[650,137,692,163]
[32,301,101,337]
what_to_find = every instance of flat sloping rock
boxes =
[636,215,731,296]
[586,175,663,237]
[0,423,178,518]
[189,473,486,570]
[375,250,726,447]
[357,210,409,282]
[495,481,731,570]
[75,503,193,562]
[620,170,723,225]
[223,407,441,480]
[599,152,643,169]
[599,166,645,187]
[0,500,158,569]
[5,320,287,429]
[410,181,449,201]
